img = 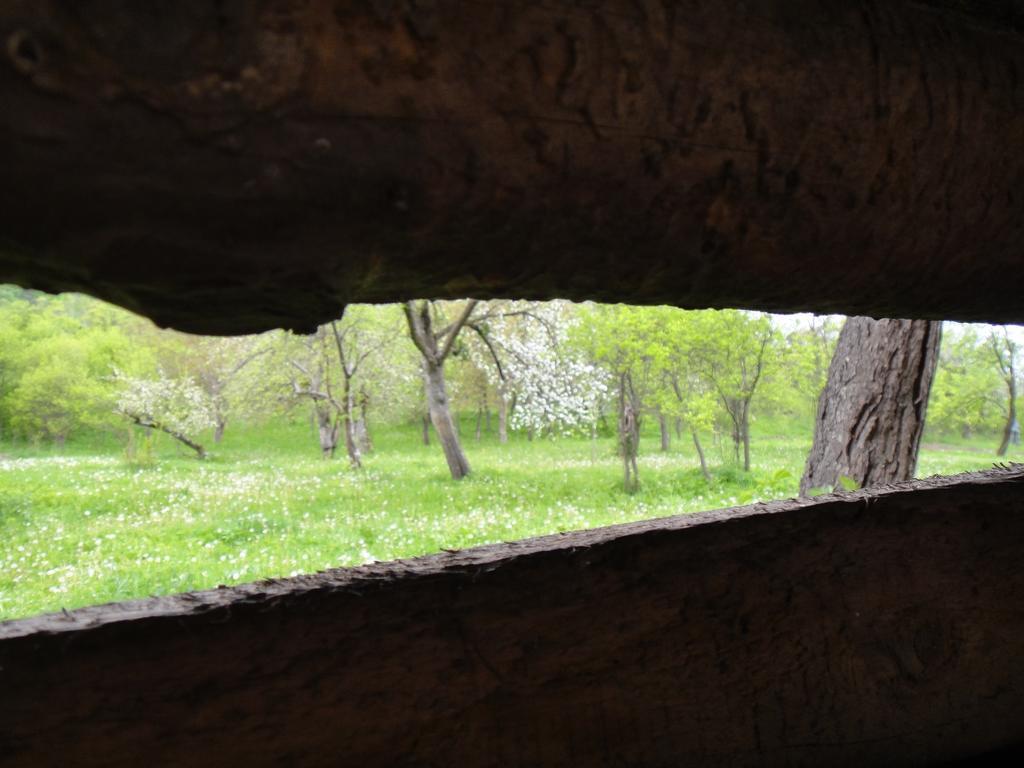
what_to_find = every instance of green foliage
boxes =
[927,324,1009,439]
[757,316,840,417]
[0,290,154,443]
[837,475,860,492]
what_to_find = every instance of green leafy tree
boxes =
[928,324,1005,440]
[688,311,776,472]
[1,294,153,444]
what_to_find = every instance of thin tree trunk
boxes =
[485,406,492,434]
[692,430,711,482]
[619,372,640,493]
[800,317,942,495]
[342,376,362,469]
[423,361,471,479]
[658,412,670,452]
[213,417,226,444]
[997,382,1017,456]
[741,400,751,472]
[358,390,373,453]
[724,399,741,465]
[474,408,483,441]
[497,391,508,444]
[403,299,476,480]
[675,417,683,440]
[421,413,431,446]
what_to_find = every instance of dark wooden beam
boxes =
[1,0,1023,333]
[3,468,1024,766]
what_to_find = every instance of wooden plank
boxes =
[3,468,1024,766]
[1,1,1023,331]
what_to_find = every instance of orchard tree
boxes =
[640,309,717,480]
[690,311,775,472]
[468,301,609,441]
[178,335,272,444]
[327,308,398,467]
[801,317,941,494]
[637,306,723,480]
[990,327,1021,457]
[403,300,480,479]
[578,304,668,489]
[1,295,153,445]
[287,307,396,467]
[286,326,343,459]
[757,316,841,420]
[618,370,641,492]
[928,324,1005,440]
[114,371,216,458]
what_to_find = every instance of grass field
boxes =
[1,415,1017,621]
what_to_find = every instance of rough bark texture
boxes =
[2,468,1024,767]
[2,1,1024,334]
[801,318,942,495]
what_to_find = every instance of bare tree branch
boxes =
[468,323,507,382]
[437,299,479,362]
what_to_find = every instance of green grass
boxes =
[1,415,1018,621]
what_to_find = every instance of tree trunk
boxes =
[692,430,711,482]
[997,381,1017,457]
[497,391,508,444]
[658,412,670,452]
[722,399,742,466]
[619,372,640,494]
[741,400,751,472]
[358,391,373,453]
[800,317,942,495]
[342,376,362,469]
[423,361,471,480]
[315,406,338,459]
[421,413,431,446]
[213,417,226,444]
[474,409,483,441]
[675,417,683,440]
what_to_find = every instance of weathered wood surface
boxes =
[2,468,1024,767]
[2,0,1024,333]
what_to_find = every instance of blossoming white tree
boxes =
[114,371,217,459]
[468,301,610,440]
